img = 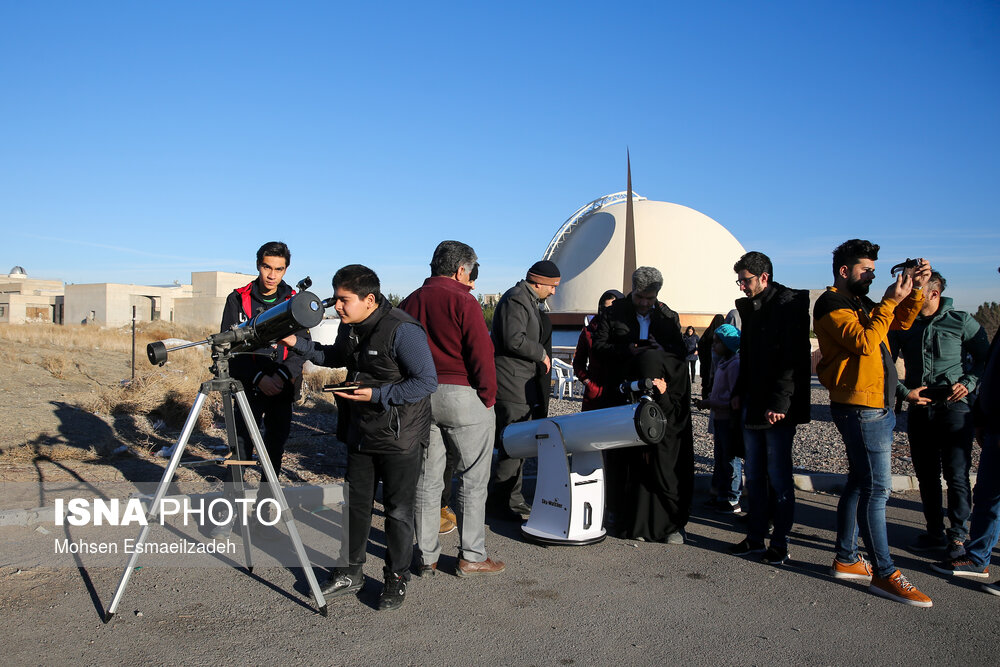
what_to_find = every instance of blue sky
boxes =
[2,1,998,311]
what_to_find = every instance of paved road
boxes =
[2,489,998,665]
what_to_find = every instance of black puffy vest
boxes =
[336,302,432,454]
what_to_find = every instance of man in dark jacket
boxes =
[400,241,505,577]
[286,264,437,611]
[214,241,309,538]
[487,260,559,520]
[889,272,989,558]
[728,251,811,566]
[591,266,687,537]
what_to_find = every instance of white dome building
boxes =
[543,191,746,327]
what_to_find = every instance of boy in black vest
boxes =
[284,265,437,611]
[214,241,308,538]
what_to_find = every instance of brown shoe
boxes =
[830,556,873,582]
[870,570,932,607]
[439,515,457,535]
[441,505,457,524]
[457,557,506,577]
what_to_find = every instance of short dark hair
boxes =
[733,251,773,280]
[257,241,290,267]
[430,240,478,277]
[332,264,381,301]
[832,239,879,276]
[928,271,946,293]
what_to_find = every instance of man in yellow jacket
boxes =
[814,239,932,607]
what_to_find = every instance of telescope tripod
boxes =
[104,345,328,621]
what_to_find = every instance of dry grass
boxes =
[39,353,72,378]
[1,441,100,463]
[0,322,214,354]
[300,365,347,411]
[83,347,221,430]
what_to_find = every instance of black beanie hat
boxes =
[527,260,560,279]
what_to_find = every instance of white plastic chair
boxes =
[551,358,578,400]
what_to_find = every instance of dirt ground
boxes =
[0,333,347,489]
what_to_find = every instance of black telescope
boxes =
[146,288,325,365]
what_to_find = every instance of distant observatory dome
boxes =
[543,192,746,316]
[8,266,26,278]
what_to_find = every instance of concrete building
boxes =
[0,267,65,324]
[64,282,193,326]
[62,271,255,328]
[175,271,257,328]
[543,191,747,329]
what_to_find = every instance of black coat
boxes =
[734,281,811,427]
[591,294,686,391]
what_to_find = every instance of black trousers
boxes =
[346,443,422,577]
[908,403,974,542]
[232,389,293,477]
[488,399,533,512]
[226,389,293,499]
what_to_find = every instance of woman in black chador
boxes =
[623,347,694,544]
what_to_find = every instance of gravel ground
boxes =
[548,378,980,477]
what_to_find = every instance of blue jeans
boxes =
[743,419,795,548]
[964,429,1000,568]
[907,402,973,542]
[711,417,742,504]
[831,404,896,578]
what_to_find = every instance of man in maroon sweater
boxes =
[400,241,505,577]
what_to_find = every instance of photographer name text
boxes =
[54,538,236,555]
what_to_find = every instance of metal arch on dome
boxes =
[542,191,646,260]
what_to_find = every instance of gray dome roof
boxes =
[8,266,26,276]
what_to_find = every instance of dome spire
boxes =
[622,149,637,293]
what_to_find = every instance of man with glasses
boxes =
[728,251,812,565]
[487,260,560,521]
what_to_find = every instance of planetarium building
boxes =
[543,191,746,328]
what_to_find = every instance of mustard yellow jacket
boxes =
[813,286,924,408]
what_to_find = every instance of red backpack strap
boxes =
[235,282,254,320]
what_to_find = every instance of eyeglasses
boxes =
[735,275,758,287]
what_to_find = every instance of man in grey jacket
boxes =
[487,260,559,520]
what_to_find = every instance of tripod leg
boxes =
[221,391,254,572]
[234,390,328,615]
[105,392,208,622]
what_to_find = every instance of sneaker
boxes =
[947,539,967,560]
[439,514,457,535]
[909,533,948,552]
[378,572,407,611]
[869,570,932,607]
[981,582,1000,597]
[441,505,457,524]
[930,557,989,579]
[830,556,873,582]
[457,557,506,577]
[320,567,364,598]
[762,545,789,565]
[728,538,766,556]
[666,530,685,545]
[705,498,741,514]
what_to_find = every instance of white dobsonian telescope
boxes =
[501,392,666,545]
